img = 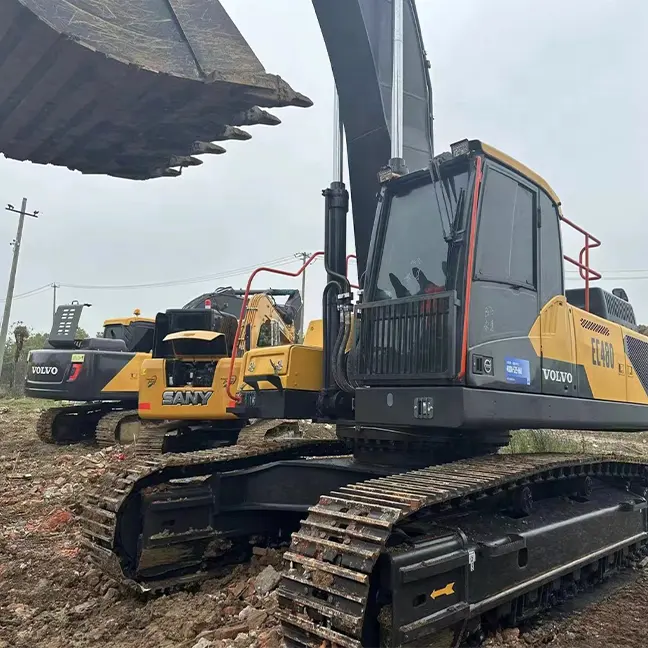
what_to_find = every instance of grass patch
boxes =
[503,429,587,454]
[0,396,44,412]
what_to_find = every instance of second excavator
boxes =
[27,303,155,446]
[135,288,316,453]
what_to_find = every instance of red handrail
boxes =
[225,252,324,402]
[560,213,601,312]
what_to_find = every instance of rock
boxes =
[229,581,246,599]
[54,477,66,486]
[258,628,281,648]
[234,633,250,647]
[72,601,95,615]
[191,639,214,648]
[252,546,268,557]
[502,627,520,643]
[239,606,253,621]
[103,587,119,603]
[212,624,249,641]
[254,565,281,595]
[247,609,267,630]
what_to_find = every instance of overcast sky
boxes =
[1,0,646,337]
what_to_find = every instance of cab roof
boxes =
[470,140,561,207]
[103,317,155,327]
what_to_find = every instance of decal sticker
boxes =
[146,375,157,388]
[430,582,455,600]
[71,353,85,363]
[591,337,614,369]
[505,357,530,385]
[162,390,213,406]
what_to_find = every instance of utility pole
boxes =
[295,251,310,340]
[0,198,40,380]
[52,282,59,323]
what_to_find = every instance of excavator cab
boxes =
[352,139,647,439]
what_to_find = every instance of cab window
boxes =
[475,168,535,288]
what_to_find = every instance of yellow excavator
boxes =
[13,1,643,646]
[26,303,155,446]
[134,288,320,453]
[79,3,648,648]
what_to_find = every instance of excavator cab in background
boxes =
[135,289,307,453]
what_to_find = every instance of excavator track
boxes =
[95,410,140,448]
[237,419,337,446]
[35,404,104,444]
[278,454,648,648]
[80,438,347,592]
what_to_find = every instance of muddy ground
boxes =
[1,398,647,648]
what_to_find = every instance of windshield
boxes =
[374,167,470,301]
[103,324,126,340]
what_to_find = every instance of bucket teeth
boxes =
[217,126,253,142]
[236,108,282,127]
[191,142,228,155]
[168,155,203,168]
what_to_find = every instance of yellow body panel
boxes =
[241,344,324,392]
[531,296,648,405]
[102,353,150,394]
[139,357,242,420]
[303,320,323,347]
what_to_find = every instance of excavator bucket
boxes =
[0,1,312,180]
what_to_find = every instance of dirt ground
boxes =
[1,398,648,648]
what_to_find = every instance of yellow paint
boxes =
[240,344,324,393]
[102,353,149,394]
[481,142,561,207]
[138,356,242,421]
[303,320,323,348]
[530,297,648,404]
[430,582,455,600]
[103,316,154,326]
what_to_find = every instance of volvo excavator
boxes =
[10,1,643,646]
[27,303,155,446]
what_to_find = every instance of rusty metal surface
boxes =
[277,453,648,647]
[0,1,311,180]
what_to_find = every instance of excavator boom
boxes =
[0,0,311,180]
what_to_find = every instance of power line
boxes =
[0,253,318,303]
[59,255,299,291]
